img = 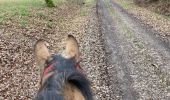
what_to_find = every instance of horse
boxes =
[34,35,93,100]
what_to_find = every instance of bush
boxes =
[45,0,55,7]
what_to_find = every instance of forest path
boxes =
[97,0,170,99]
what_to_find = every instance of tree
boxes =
[45,0,55,7]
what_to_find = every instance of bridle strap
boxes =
[43,61,58,77]
[42,61,83,78]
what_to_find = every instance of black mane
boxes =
[35,55,93,100]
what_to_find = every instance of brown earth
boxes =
[98,0,170,99]
[146,1,170,16]
[115,0,170,46]
[1,0,170,99]
[0,2,106,99]
[133,0,170,16]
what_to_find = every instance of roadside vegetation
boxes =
[134,0,170,16]
[0,0,89,29]
[45,0,55,7]
[115,0,170,44]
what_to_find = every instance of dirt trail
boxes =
[97,0,170,99]
[1,0,170,99]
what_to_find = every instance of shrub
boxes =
[45,0,55,7]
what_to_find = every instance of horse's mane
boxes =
[35,67,93,100]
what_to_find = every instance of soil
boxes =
[0,2,107,99]
[0,0,170,99]
[97,0,170,99]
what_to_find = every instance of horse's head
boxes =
[34,35,93,100]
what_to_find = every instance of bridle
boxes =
[43,60,82,77]
[41,55,83,85]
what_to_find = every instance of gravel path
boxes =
[97,0,170,99]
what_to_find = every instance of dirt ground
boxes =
[115,0,170,45]
[97,0,170,99]
[0,1,107,99]
[1,0,170,100]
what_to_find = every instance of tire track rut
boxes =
[97,0,170,99]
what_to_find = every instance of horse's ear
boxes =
[65,35,80,62]
[34,39,50,67]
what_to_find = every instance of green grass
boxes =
[36,12,47,19]
[115,0,134,9]
[79,0,96,17]
[0,0,44,7]
[0,0,96,26]
[0,0,65,23]
[118,0,131,8]
[80,8,88,16]
[85,0,95,5]
[54,0,66,6]
[163,15,170,20]
[20,19,28,28]
[0,0,42,23]
[46,21,53,28]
